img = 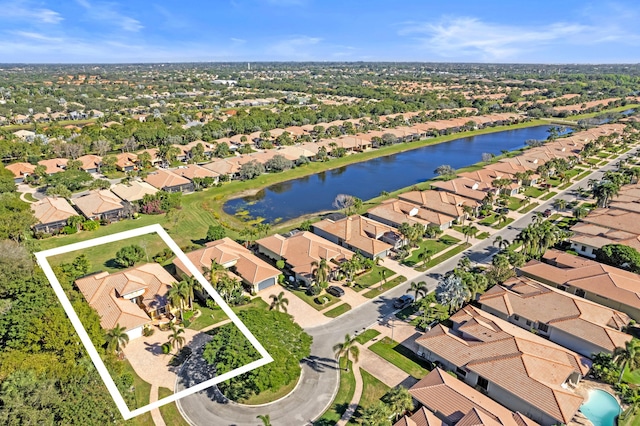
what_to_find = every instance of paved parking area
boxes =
[258,285,331,328]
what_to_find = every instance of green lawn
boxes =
[157,387,190,426]
[476,231,490,240]
[349,369,390,424]
[121,361,154,422]
[416,243,471,271]
[369,337,430,379]
[324,303,352,318]
[314,358,356,426]
[478,214,497,226]
[354,329,381,345]
[492,217,515,229]
[363,275,406,298]
[523,186,546,198]
[290,287,340,311]
[402,235,460,266]
[395,304,418,320]
[23,192,38,202]
[575,171,593,181]
[540,191,557,201]
[518,202,540,214]
[187,303,229,331]
[507,197,524,211]
[558,182,573,190]
[353,265,394,289]
[597,151,610,158]
[564,169,581,179]
[556,217,579,230]
[586,158,601,165]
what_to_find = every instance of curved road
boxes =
[177,148,637,426]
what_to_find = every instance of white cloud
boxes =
[10,31,63,43]
[231,37,246,44]
[400,17,591,60]
[0,1,63,24]
[74,0,143,32]
[267,36,322,59]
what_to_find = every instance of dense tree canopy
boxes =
[203,308,311,402]
[595,244,640,273]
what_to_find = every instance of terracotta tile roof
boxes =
[581,208,640,235]
[256,231,353,278]
[415,307,589,424]
[479,276,631,352]
[399,190,478,216]
[76,154,102,171]
[367,198,456,227]
[72,190,124,218]
[31,196,77,224]
[407,368,539,426]
[171,164,219,180]
[115,152,137,169]
[430,178,493,202]
[174,237,279,286]
[202,158,242,176]
[110,181,158,202]
[393,407,445,426]
[569,222,640,251]
[75,263,176,331]
[313,215,394,256]
[5,162,36,178]
[144,168,191,189]
[37,158,68,174]
[520,249,640,313]
[458,169,516,187]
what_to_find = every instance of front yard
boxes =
[369,337,430,379]
[353,265,395,289]
[402,235,460,267]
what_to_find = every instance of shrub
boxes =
[62,225,77,234]
[82,220,100,231]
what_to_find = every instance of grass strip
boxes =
[369,337,431,379]
[354,329,381,345]
[158,387,190,426]
[363,276,406,299]
[417,243,471,271]
[518,202,540,214]
[324,303,352,318]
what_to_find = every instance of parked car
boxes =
[393,294,414,309]
[543,209,552,217]
[327,286,345,297]
[496,207,510,214]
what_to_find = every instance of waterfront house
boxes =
[72,190,126,222]
[144,168,194,193]
[312,215,397,259]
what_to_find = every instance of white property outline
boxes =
[34,223,273,420]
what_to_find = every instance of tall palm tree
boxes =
[493,236,510,251]
[407,281,427,301]
[614,338,640,383]
[461,225,478,243]
[553,198,567,211]
[106,324,130,356]
[167,324,186,354]
[360,402,392,426]
[167,281,190,320]
[383,387,414,421]
[333,334,360,371]
[417,249,434,268]
[311,258,330,284]
[269,291,289,313]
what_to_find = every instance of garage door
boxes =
[126,326,144,340]
[257,277,275,291]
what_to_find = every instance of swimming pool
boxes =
[580,389,621,426]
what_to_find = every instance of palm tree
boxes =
[436,274,471,312]
[360,402,392,426]
[178,277,195,310]
[167,324,186,354]
[461,225,478,243]
[257,414,272,426]
[167,281,190,320]
[106,324,130,356]
[311,258,330,285]
[333,334,360,371]
[383,387,414,421]
[407,281,427,301]
[269,291,289,313]
[203,259,226,287]
[417,249,434,268]
[553,198,567,211]
[493,236,510,251]
[573,205,588,219]
[614,339,640,383]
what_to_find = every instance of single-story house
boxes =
[31,196,78,233]
[115,152,138,172]
[569,222,640,259]
[75,263,178,340]
[110,180,158,202]
[256,231,353,285]
[173,237,280,293]
[77,154,103,173]
[38,158,68,175]
[430,177,496,203]
[395,368,539,426]
[458,169,520,196]
[518,249,640,321]
[312,215,397,259]
[479,275,632,357]
[415,305,590,426]
[398,190,479,221]
[144,169,194,193]
[171,164,219,183]
[72,190,126,221]
[366,198,457,231]
[5,162,36,183]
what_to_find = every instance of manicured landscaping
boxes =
[122,361,154,424]
[23,192,38,202]
[540,191,557,201]
[324,303,352,318]
[475,231,490,240]
[478,214,497,226]
[369,337,431,379]
[507,197,525,211]
[395,304,418,320]
[417,243,471,271]
[523,186,547,198]
[290,287,340,311]
[350,369,390,424]
[518,202,540,214]
[558,181,573,190]
[353,265,394,289]
[158,387,190,426]
[492,217,515,229]
[402,235,460,266]
[354,329,381,345]
[363,275,406,298]
[314,358,356,426]
[241,371,300,405]
[575,170,593,181]
[187,303,229,331]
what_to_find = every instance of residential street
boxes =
[176,148,637,426]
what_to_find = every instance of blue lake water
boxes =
[223,125,570,223]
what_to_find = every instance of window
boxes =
[477,376,489,390]
[513,314,520,321]
[538,323,549,333]
[581,245,587,252]
[576,289,586,298]
[526,320,532,326]
[456,367,467,377]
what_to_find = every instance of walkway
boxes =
[149,384,166,426]
[336,356,363,426]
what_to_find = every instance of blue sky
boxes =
[1,0,639,63]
